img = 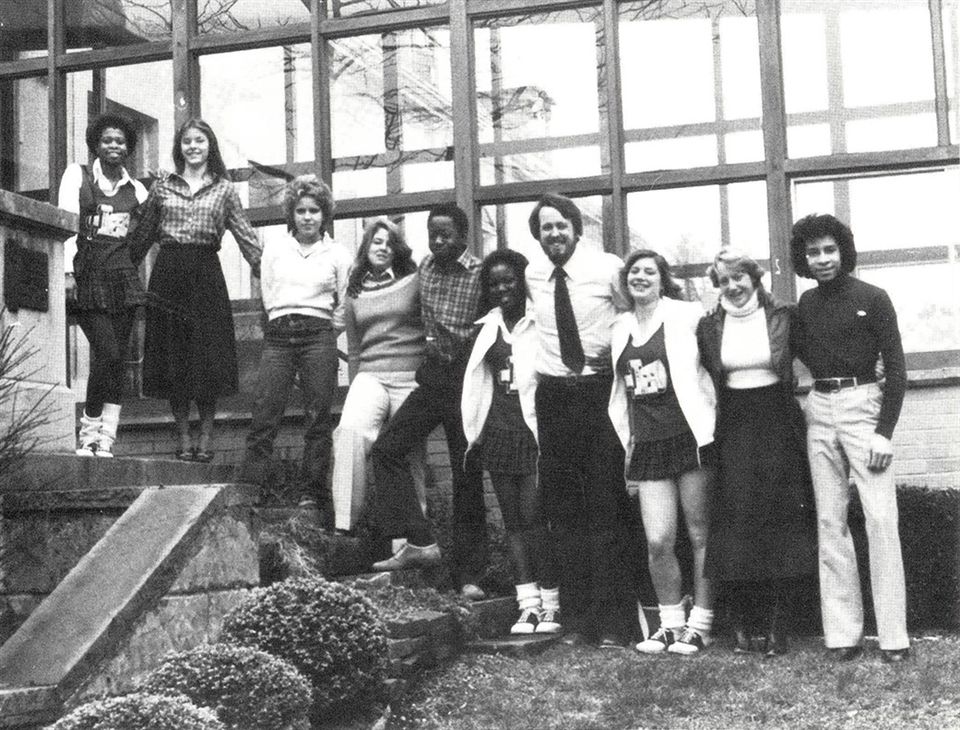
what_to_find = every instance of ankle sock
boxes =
[687,605,714,635]
[515,582,541,611]
[540,586,560,612]
[659,602,686,632]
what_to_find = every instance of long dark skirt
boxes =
[142,246,238,400]
[705,383,817,581]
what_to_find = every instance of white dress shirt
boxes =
[526,243,626,377]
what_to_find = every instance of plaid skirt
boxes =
[480,424,538,476]
[73,236,145,313]
[627,429,715,481]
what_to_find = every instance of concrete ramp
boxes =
[0,485,224,693]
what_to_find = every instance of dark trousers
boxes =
[242,317,339,510]
[77,309,135,413]
[370,356,487,583]
[536,375,638,640]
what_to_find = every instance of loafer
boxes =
[371,542,441,571]
[460,583,486,601]
[831,645,863,661]
[880,648,910,664]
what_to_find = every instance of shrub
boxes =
[220,576,388,721]
[141,643,312,730]
[48,692,223,730]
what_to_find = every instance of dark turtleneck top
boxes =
[795,273,906,439]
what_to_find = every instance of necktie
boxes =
[554,266,585,374]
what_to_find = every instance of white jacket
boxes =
[461,307,539,455]
[608,298,716,456]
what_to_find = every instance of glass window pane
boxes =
[327,0,444,19]
[65,61,175,177]
[792,167,960,354]
[330,29,453,201]
[480,196,606,261]
[0,3,47,57]
[0,76,49,196]
[627,181,769,303]
[475,9,603,185]
[198,0,309,34]
[63,0,171,48]
[781,1,938,157]
[201,45,314,208]
[334,212,431,264]
[619,0,762,172]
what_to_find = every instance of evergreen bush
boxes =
[142,643,311,730]
[48,692,223,730]
[220,576,387,722]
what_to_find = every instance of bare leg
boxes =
[196,397,217,454]
[637,479,682,605]
[677,467,715,611]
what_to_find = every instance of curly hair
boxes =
[527,193,583,240]
[427,202,469,239]
[85,113,138,157]
[284,174,335,236]
[789,213,857,278]
[621,248,684,301]
[706,248,766,290]
[346,217,417,297]
[172,118,228,179]
[479,248,529,314]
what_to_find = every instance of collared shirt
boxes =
[127,172,262,274]
[419,248,482,363]
[261,233,351,331]
[361,267,396,290]
[58,159,149,274]
[526,243,626,377]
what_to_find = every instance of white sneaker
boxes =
[635,627,677,654]
[667,626,711,655]
[535,608,562,634]
[510,608,539,635]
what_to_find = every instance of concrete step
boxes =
[0,687,61,729]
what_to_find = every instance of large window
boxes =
[1,0,957,368]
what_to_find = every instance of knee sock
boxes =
[688,605,715,636]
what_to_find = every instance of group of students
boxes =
[62,113,910,662]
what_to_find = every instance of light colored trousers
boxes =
[804,383,909,650]
[332,370,427,531]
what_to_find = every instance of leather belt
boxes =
[539,373,608,386]
[813,376,876,393]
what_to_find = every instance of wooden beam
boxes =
[929,0,951,147]
[172,0,199,128]
[450,0,481,251]
[319,5,450,38]
[46,0,66,203]
[314,0,333,188]
[783,146,959,176]
[600,0,625,256]
[191,25,312,54]
[756,0,793,301]
[53,42,173,72]
[0,57,49,80]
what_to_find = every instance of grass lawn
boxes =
[388,634,960,729]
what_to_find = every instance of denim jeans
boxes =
[243,316,340,509]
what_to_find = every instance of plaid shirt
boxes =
[419,249,482,363]
[128,173,262,275]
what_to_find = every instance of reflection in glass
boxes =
[198,0,309,34]
[330,29,453,200]
[781,0,937,157]
[480,196,604,261]
[65,61,175,178]
[0,2,47,57]
[335,212,431,263]
[327,0,444,19]
[0,76,49,196]
[627,181,769,300]
[792,167,960,353]
[61,0,171,47]
[201,45,313,207]
[619,0,761,172]
[475,9,603,185]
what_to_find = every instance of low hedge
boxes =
[220,576,387,723]
[142,643,311,730]
[48,692,223,730]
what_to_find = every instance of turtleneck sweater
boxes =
[719,292,779,389]
[796,273,906,438]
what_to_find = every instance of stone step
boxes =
[465,634,563,657]
[0,687,61,729]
